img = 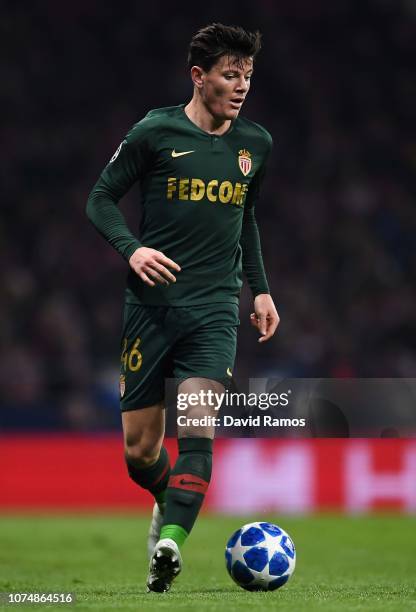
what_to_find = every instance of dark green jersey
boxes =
[87,104,272,305]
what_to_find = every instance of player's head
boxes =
[188,23,261,121]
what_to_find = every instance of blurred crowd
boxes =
[1,0,415,430]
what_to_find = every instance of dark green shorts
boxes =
[119,302,239,411]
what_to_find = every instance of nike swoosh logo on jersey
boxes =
[171,149,195,158]
[227,368,233,377]
[179,478,203,486]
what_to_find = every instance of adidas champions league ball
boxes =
[225,522,296,591]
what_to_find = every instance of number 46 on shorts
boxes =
[121,337,143,372]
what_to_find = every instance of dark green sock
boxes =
[155,490,166,505]
[125,446,170,499]
[161,438,213,548]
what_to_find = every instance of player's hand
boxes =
[129,247,181,287]
[250,294,280,343]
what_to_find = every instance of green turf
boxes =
[1,514,416,611]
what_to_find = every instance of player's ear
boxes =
[190,65,204,89]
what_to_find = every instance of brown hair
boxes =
[187,23,262,71]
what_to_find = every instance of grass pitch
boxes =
[1,514,416,611]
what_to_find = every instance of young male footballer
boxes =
[86,23,279,592]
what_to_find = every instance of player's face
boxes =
[201,55,253,120]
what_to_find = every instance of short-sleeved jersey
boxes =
[89,104,272,305]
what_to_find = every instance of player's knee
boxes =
[178,406,215,438]
[124,440,160,468]
[178,406,216,439]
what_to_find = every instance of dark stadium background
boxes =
[1,0,416,511]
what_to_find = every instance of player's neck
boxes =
[184,98,231,136]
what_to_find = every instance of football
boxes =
[225,521,296,591]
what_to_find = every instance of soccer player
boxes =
[86,23,279,592]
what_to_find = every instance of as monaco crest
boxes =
[238,149,252,176]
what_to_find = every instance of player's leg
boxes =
[147,304,238,592]
[119,303,174,560]
[122,405,170,559]
[122,404,169,505]
[158,304,238,551]
[147,377,221,592]
[159,377,222,547]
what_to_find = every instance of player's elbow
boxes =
[86,189,102,224]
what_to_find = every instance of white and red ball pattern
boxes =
[225,522,296,591]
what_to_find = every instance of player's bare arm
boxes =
[250,293,280,342]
